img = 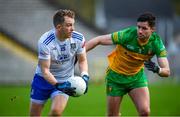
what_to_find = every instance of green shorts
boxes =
[106,68,148,96]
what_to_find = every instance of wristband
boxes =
[158,67,162,74]
[81,71,89,77]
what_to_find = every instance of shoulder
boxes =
[39,29,55,46]
[71,31,85,42]
[150,32,163,44]
[150,32,166,55]
[151,32,161,40]
[112,26,137,36]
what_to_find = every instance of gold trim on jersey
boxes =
[108,45,153,75]
[159,50,167,57]
[112,32,119,43]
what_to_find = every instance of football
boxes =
[67,76,86,97]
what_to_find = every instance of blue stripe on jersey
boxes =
[43,34,55,45]
[72,32,83,41]
[43,34,53,44]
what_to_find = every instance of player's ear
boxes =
[151,26,155,32]
[56,24,62,30]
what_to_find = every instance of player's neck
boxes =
[55,31,66,41]
[137,38,149,46]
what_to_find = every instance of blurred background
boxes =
[0,0,180,116]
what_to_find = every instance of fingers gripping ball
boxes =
[55,82,76,96]
[67,76,87,97]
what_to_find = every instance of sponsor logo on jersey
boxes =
[55,54,70,64]
[126,45,135,50]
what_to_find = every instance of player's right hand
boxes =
[55,82,76,96]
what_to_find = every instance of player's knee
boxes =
[139,108,150,116]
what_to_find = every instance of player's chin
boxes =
[68,33,72,38]
[65,34,71,39]
[138,36,146,40]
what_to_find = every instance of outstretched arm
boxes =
[86,34,113,52]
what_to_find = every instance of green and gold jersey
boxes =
[109,26,167,75]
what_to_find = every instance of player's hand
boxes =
[55,82,76,96]
[144,60,160,74]
[82,75,89,94]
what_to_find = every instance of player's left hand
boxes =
[144,60,160,73]
[82,75,89,94]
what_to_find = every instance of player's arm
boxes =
[39,59,58,85]
[40,59,76,95]
[144,58,170,77]
[86,34,113,52]
[77,52,88,74]
[38,42,57,85]
[77,52,89,94]
[157,57,170,77]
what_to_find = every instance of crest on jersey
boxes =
[148,49,153,55]
[70,43,76,50]
[107,86,112,93]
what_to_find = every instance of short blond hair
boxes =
[53,9,75,27]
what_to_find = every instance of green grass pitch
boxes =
[0,81,180,116]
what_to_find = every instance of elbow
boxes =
[160,69,170,77]
[166,70,171,77]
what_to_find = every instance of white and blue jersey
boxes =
[31,29,85,103]
[36,29,85,80]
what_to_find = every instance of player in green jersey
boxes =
[86,12,170,116]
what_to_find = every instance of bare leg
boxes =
[107,96,123,117]
[49,95,68,116]
[128,87,150,116]
[30,101,44,116]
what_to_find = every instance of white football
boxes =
[67,76,86,97]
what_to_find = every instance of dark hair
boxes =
[137,12,156,27]
[53,9,75,27]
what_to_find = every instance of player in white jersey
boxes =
[30,9,89,116]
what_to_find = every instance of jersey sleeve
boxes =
[72,31,85,54]
[111,27,135,45]
[38,42,50,60]
[154,38,167,58]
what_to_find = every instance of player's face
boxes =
[57,16,75,39]
[137,22,154,41]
